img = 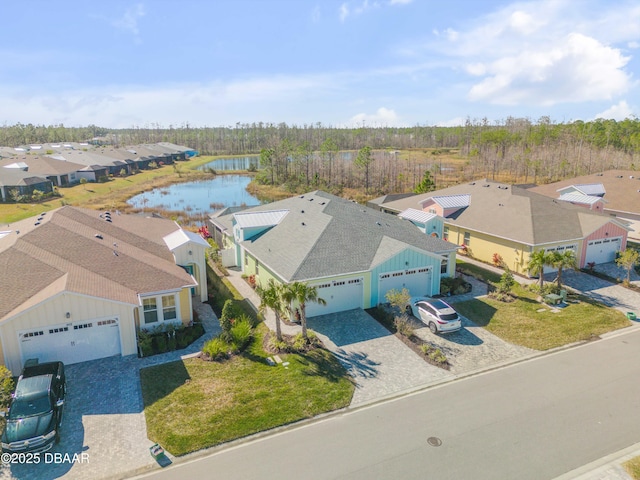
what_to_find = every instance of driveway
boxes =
[1,300,220,480]
[410,314,535,375]
[3,355,156,480]
[558,267,640,315]
[307,310,453,406]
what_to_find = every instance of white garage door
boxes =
[306,278,363,317]
[19,318,121,366]
[378,267,432,303]
[585,237,621,265]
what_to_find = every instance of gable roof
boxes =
[380,180,628,246]
[529,170,640,217]
[398,208,438,224]
[558,192,604,206]
[0,207,196,322]
[217,191,458,282]
[557,183,606,196]
[422,194,471,209]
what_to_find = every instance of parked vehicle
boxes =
[1,361,66,454]
[407,297,462,334]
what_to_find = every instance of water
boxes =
[197,156,260,172]
[127,175,261,214]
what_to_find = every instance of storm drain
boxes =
[427,436,442,447]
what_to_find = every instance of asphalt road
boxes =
[137,328,640,480]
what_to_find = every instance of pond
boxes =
[197,156,260,172]
[127,175,261,216]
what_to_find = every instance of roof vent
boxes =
[616,175,623,178]
[596,173,603,176]
[301,210,304,213]
[483,184,490,187]
[376,222,381,226]
[34,222,40,226]
[469,182,476,185]
[300,195,304,198]
[301,222,306,226]
[95,234,103,239]
[308,198,314,201]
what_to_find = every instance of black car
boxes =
[1,361,66,454]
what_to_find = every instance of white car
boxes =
[407,297,462,334]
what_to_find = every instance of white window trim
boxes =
[140,292,181,329]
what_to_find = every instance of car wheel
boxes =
[429,322,438,334]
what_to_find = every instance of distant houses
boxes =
[0,142,197,201]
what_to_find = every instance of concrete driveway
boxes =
[307,309,452,406]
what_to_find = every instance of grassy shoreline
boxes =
[0,155,258,224]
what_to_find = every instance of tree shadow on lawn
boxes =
[296,349,357,384]
[140,361,191,407]
[454,298,498,328]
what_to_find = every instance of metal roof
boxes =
[427,194,471,209]
[398,208,438,224]
[233,210,289,228]
[563,183,606,196]
[558,193,603,205]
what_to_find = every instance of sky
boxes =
[1,0,639,129]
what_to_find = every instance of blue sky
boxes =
[1,0,639,128]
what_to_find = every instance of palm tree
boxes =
[282,282,326,341]
[256,279,285,342]
[527,249,552,289]
[551,249,577,289]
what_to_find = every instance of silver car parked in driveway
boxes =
[407,297,462,334]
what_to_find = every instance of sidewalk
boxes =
[223,263,640,480]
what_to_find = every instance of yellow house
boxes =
[0,206,206,374]
[378,180,631,276]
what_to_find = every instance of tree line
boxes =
[1,116,639,193]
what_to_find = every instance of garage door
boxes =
[19,318,121,366]
[378,267,432,303]
[306,278,363,317]
[585,237,621,265]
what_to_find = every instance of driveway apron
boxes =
[560,268,640,315]
[307,310,452,406]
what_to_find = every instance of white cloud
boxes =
[594,101,635,121]
[467,33,632,106]
[389,0,413,5]
[111,3,146,37]
[311,5,321,23]
[339,3,349,22]
[348,107,399,127]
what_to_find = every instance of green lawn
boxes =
[454,285,630,350]
[140,325,354,456]
[624,456,640,479]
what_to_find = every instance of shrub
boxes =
[0,366,15,408]
[153,334,168,353]
[440,276,472,296]
[428,348,447,364]
[267,335,290,353]
[202,337,229,361]
[394,315,415,338]
[167,333,177,351]
[220,299,239,336]
[138,330,154,357]
[230,316,253,351]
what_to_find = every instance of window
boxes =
[443,226,449,241]
[428,208,436,214]
[162,295,177,321]
[441,256,448,274]
[463,232,471,246]
[143,298,158,324]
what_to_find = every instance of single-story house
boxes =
[0,206,209,374]
[0,155,87,187]
[0,168,53,202]
[376,180,631,276]
[209,191,459,318]
[528,170,640,241]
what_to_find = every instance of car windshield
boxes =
[429,300,450,310]
[8,395,51,419]
[439,312,459,321]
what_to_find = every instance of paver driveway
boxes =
[1,355,156,480]
[307,310,453,406]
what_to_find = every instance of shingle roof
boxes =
[380,180,628,246]
[0,207,196,322]
[530,170,640,217]
[218,191,458,282]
